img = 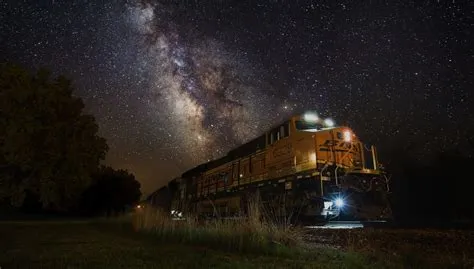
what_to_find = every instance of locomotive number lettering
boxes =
[319,140,360,153]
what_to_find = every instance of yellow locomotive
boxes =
[163,112,391,222]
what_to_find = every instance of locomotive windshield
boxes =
[295,120,324,131]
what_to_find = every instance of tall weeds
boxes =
[132,195,304,254]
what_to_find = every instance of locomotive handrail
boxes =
[334,142,356,186]
[320,162,331,196]
[383,174,391,193]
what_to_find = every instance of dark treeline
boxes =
[80,166,142,216]
[17,165,141,217]
[0,63,141,217]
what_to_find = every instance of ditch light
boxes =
[334,198,344,208]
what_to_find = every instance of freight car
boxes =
[143,178,180,213]
[150,112,392,223]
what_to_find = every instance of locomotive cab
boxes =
[289,112,391,221]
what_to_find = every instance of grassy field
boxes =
[0,217,472,268]
[0,220,368,269]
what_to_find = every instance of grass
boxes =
[0,219,383,269]
[132,199,303,256]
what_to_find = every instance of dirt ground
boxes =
[302,227,474,268]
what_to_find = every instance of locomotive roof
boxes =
[181,157,228,178]
[180,113,343,178]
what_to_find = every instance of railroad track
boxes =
[305,220,474,230]
[304,220,391,229]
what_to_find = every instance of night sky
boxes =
[1,1,472,195]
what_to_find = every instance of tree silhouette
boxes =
[80,166,142,216]
[0,63,108,211]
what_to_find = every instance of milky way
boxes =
[126,1,291,163]
[1,1,472,194]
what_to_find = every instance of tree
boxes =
[0,63,108,211]
[80,166,142,216]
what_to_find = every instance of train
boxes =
[145,112,392,223]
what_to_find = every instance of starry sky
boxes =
[1,0,472,195]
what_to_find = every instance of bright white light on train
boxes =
[171,210,183,218]
[324,118,335,127]
[309,152,316,162]
[324,201,333,209]
[303,112,319,122]
[334,198,344,208]
[343,130,352,142]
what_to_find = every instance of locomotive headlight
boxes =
[324,118,335,127]
[304,112,319,122]
[334,198,344,208]
[343,130,352,142]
